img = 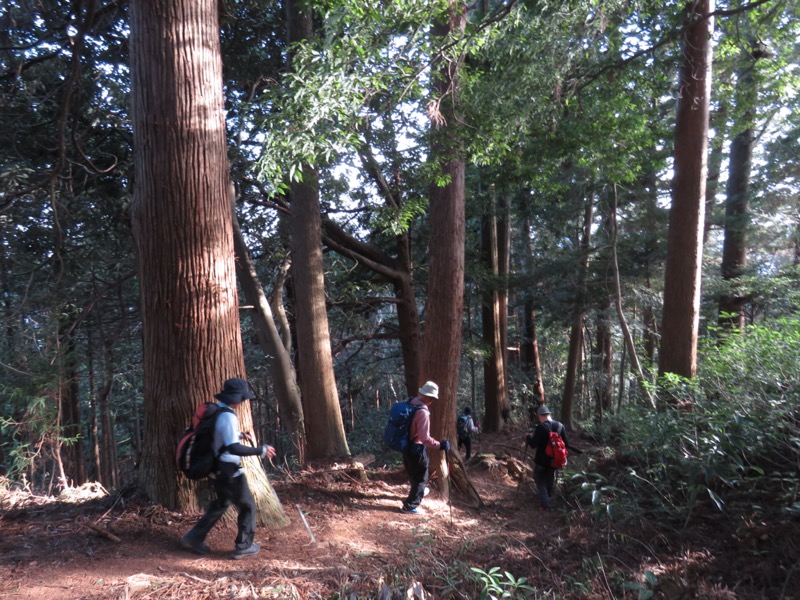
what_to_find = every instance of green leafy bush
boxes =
[584,317,800,523]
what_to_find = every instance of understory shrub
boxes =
[577,317,800,523]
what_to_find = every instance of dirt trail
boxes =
[0,430,794,599]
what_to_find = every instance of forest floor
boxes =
[0,427,796,599]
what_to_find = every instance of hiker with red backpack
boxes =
[524,405,569,512]
[180,378,276,560]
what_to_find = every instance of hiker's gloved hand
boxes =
[259,444,276,460]
[440,439,451,452]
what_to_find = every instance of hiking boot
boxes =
[231,542,260,560]
[180,533,210,555]
[400,506,423,514]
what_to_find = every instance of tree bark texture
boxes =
[290,170,350,460]
[423,0,467,495]
[659,0,714,380]
[129,0,286,526]
[481,208,507,432]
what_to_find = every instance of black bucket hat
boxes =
[214,378,256,404]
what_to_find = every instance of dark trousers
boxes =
[186,469,256,551]
[457,435,472,459]
[402,445,429,510]
[534,464,556,509]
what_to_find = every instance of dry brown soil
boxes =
[0,428,796,599]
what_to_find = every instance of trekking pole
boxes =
[445,448,453,525]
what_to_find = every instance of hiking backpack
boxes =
[383,399,421,452]
[544,422,568,469]
[176,403,233,479]
[456,414,471,438]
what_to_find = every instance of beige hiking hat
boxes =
[418,381,439,399]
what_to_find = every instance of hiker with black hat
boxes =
[180,377,275,559]
[524,405,569,511]
[400,381,450,514]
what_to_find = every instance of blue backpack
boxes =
[384,399,421,452]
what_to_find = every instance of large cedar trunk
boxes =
[659,0,715,379]
[129,0,287,527]
[422,1,467,496]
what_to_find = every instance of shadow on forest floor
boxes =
[0,426,797,599]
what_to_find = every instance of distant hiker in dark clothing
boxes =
[180,378,276,560]
[456,406,480,460]
[401,381,450,514]
[525,405,568,511]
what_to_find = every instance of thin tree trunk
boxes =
[520,208,545,404]
[86,313,101,481]
[273,259,293,354]
[290,169,350,460]
[286,0,349,461]
[562,197,594,429]
[595,298,613,417]
[321,215,421,397]
[232,205,305,462]
[497,194,510,410]
[719,45,760,331]
[481,206,507,432]
[610,186,656,408]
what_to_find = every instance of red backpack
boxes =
[544,422,568,469]
[176,403,232,479]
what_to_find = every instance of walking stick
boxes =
[445,448,453,525]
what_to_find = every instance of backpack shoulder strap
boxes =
[213,405,236,455]
[550,421,566,438]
